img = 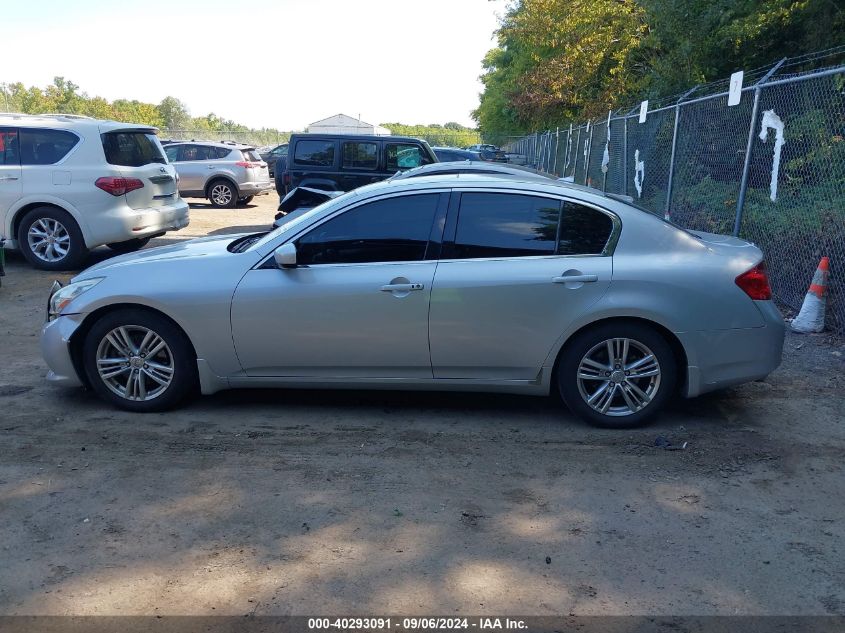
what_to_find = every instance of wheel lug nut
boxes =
[605,371,611,376]
[625,371,630,376]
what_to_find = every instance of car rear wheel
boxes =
[17,206,87,271]
[237,195,255,206]
[82,309,198,412]
[557,322,676,428]
[208,180,237,208]
[106,237,151,254]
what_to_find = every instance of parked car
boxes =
[505,152,528,166]
[41,173,784,428]
[465,144,508,162]
[432,147,480,162]
[259,143,288,178]
[163,141,272,208]
[0,113,189,271]
[278,134,437,195]
[394,161,559,181]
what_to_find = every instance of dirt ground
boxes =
[1,194,844,616]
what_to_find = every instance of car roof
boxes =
[0,113,158,133]
[165,140,254,150]
[289,133,426,143]
[395,161,558,181]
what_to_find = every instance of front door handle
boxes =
[0,176,19,181]
[380,283,424,292]
[553,274,598,284]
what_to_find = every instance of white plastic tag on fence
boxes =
[639,101,648,123]
[634,149,645,198]
[728,71,744,106]
[759,109,785,202]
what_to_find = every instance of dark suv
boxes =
[278,134,437,195]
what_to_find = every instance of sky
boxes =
[3,0,507,130]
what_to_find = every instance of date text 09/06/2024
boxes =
[307,617,529,630]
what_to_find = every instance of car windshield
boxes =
[248,189,361,251]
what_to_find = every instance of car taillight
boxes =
[95,177,144,196]
[235,161,257,168]
[735,261,772,300]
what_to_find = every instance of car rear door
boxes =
[231,191,448,378]
[100,129,178,208]
[429,191,616,380]
[338,140,383,190]
[0,128,22,230]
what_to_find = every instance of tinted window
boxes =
[386,143,431,171]
[557,201,613,255]
[242,149,262,161]
[296,194,440,265]
[164,145,180,162]
[19,129,79,165]
[216,147,234,159]
[0,129,18,165]
[453,193,560,259]
[342,142,378,170]
[101,132,165,166]
[294,140,335,167]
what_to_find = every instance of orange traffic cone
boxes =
[791,257,829,333]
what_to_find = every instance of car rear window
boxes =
[18,128,79,165]
[101,132,166,166]
[294,140,335,167]
[242,149,262,162]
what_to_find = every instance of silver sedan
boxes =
[40,175,785,427]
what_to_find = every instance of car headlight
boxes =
[47,278,103,321]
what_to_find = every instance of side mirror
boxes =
[274,242,298,268]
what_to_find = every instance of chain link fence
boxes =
[505,47,845,334]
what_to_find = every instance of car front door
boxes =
[0,128,22,229]
[230,191,448,378]
[169,144,206,193]
[429,191,616,380]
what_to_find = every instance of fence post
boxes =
[622,116,628,196]
[552,127,560,175]
[584,121,594,186]
[733,58,787,236]
[572,126,582,180]
[664,85,699,221]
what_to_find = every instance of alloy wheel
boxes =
[211,183,233,206]
[576,337,662,417]
[27,218,70,263]
[95,325,174,402]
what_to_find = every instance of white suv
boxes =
[0,114,189,270]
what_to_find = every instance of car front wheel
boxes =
[82,309,198,412]
[557,322,676,428]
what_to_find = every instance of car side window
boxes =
[181,145,199,161]
[19,128,79,165]
[164,145,180,162]
[386,143,431,171]
[296,194,440,265]
[452,193,560,259]
[194,145,217,161]
[294,140,335,167]
[557,201,614,255]
[216,147,233,159]
[342,142,378,170]
[0,128,19,165]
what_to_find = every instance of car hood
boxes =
[75,233,251,280]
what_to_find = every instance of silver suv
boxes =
[0,113,189,271]
[163,141,273,208]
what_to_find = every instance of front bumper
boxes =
[680,301,786,398]
[41,314,85,388]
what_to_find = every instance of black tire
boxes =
[106,237,151,254]
[17,206,88,271]
[237,195,255,206]
[557,321,676,428]
[82,308,198,412]
[207,179,237,208]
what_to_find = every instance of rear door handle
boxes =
[0,176,19,181]
[553,274,598,284]
[380,283,424,292]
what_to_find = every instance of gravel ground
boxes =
[1,194,844,616]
